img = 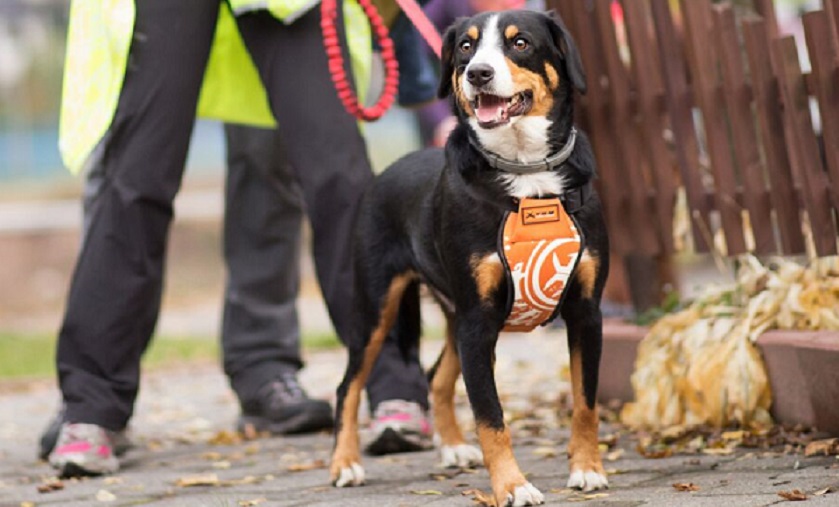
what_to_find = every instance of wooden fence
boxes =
[548,0,839,261]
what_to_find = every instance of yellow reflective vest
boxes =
[60,0,371,174]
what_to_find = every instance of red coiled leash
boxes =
[321,0,442,121]
[321,0,399,121]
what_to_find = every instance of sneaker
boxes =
[237,372,334,435]
[48,423,120,477]
[38,406,132,461]
[365,399,433,455]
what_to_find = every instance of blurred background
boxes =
[0,0,825,379]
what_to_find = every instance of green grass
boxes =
[0,330,343,380]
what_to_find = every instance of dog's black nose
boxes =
[466,64,494,87]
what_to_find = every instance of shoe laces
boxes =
[264,372,308,408]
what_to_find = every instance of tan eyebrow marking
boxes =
[467,25,479,40]
[504,25,519,39]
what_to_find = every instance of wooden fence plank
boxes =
[649,0,709,252]
[712,4,775,254]
[621,0,676,254]
[772,36,838,255]
[550,0,634,255]
[592,0,661,255]
[802,11,839,212]
[680,0,747,255]
[741,18,806,255]
[825,0,839,45]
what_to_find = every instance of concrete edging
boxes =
[599,318,839,435]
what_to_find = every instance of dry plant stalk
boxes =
[621,255,839,430]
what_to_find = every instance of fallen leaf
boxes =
[722,430,745,441]
[95,489,116,502]
[813,487,832,496]
[212,460,232,469]
[701,447,733,456]
[532,446,557,458]
[36,480,64,494]
[208,430,242,446]
[672,482,700,492]
[175,473,220,487]
[201,452,223,461]
[462,488,496,506]
[804,438,839,457]
[21,502,36,507]
[101,477,122,485]
[778,489,808,501]
[238,498,267,506]
[286,460,326,472]
[411,489,443,495]
[606,448,625,461]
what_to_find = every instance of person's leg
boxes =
[48,0,219,475]
[233,10,430,430]
[221,123,331,433]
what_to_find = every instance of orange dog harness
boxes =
[499,197,583,332]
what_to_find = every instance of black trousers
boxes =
[58,0,427,430]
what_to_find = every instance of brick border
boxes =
[599,318,839,435]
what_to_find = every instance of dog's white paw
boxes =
[504,482,545,506]
[566,469,609,492]
[440,444,483,468]
[334,462,366,487]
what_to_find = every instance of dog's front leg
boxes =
[431,318,483,468]
[564,300,609,491]
[458,316,544,507]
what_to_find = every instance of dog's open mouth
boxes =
[472,91,533,128]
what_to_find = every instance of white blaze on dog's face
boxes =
[439,11,586,198]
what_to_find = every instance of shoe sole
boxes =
[365,427,431,456]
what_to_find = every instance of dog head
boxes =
[438,10,586,163]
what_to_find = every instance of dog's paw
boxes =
[440,444,483,468]
[566,468,609,492]
[331,461,366,488]
[503,482,545,507]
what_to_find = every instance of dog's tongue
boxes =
[476,95,507,123]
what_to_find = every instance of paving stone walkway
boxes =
[1,331,837,507]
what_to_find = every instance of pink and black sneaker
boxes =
[48,423,120,477]
[365,399,434,455]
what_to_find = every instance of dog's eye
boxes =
[460,40,472,53]
[513,36,529,51]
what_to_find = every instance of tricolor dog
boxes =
[330,9,609,506]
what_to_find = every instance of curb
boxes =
[599,318,839,435]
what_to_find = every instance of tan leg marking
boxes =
[330,273,416,483]
[470,253,504,306]
[431,322,465,447]
[506,58,554,117]
[567,348,606,484]
[477,425,529,505]
[575,251,599,300]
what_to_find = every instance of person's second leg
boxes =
[46,0,220,476]
[233,9,431,450]
[222,124,332,434]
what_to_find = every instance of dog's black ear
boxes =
[437,23,459,99]
[545,10,587,95]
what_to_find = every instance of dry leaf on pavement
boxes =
[672,482,700,492]
[778,489,808,501]
[238,498,267,506]
[410,489,443,495]
[95,489,117,502]
[175,473,220,487]
[286,459,326,472]
[804,438,839,457]
[36,480,64,493]
[462,488,496,506]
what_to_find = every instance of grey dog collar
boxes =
[469,127,577,175]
